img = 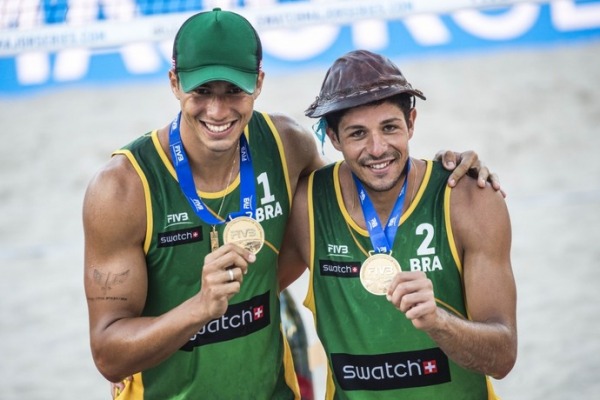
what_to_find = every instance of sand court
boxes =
[0,40,599,399]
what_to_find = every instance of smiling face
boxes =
[169,70,264,155]
[327,100,416,193]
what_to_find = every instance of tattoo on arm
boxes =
[88,268,130,301]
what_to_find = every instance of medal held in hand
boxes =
[223,216,265,254]
[360,252,402,295]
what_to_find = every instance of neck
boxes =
[161,123,240,192]
[365,179,408,227]
[343,159,413,228]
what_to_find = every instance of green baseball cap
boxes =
[172,8,262,94]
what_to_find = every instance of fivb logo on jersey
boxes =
[319,243,361,277]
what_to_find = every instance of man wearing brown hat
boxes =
[83,8,501,399]
[279,50,517,399]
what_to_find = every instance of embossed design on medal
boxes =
[223,216,265,254]
[359,253,402,295]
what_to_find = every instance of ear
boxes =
[169,69,181,100]
[407,108,417,140]
[252,70,265,99]
[326,126,342,151]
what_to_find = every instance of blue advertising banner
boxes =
[1,0,599,97]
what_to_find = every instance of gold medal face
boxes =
[223,216,265,254]
[360,253,402,295]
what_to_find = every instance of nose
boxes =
[366,131,388,157]
[205,95,228,119]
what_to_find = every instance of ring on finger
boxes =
[227,268,234,282]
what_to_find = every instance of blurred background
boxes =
[1,1,600,399]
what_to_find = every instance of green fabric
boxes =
[174,8,261,93]
[309,160,490,399]
[118,111,295,399]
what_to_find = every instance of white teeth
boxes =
[205,122,232,133]
[370,161,390,170]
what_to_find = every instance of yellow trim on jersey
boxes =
[487,376,501,400]
[325,367,337,400]
[303,171,317,315]
[445,185,463,277]
[151,129,242,200]
[260,112,294,206]
[281,324,302,400]
[404,159,433,223]
[435,298,467,319]
[151,130,175,180]
[112,149,153,255]
[332,161,372,257]
[443,169,478,324]
[149,114,291,202]
[338,159,435,259]
[334,161,365,234]
[113,371,144,399]
[335,159,434,235]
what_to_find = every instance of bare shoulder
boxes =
[267,112,325,182]
[84,155,143,209]
[450,175,510,251]
[268,112,316,155]
[83,154,146,243]
[451,174,507,210]
[268,112,311,138]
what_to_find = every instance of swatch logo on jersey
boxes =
[331,348,450,390]
[157,226,203,247]
[180,291,270,350]
[319,260,361,278]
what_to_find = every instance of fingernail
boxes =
[248,253,256,262]
[447,161,456,168]
[448,178,456,187]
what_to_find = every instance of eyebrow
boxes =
[380,117,403,125]
[342,117,402,131]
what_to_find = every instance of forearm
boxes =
[92,299,210,382]
[426,309,517,379]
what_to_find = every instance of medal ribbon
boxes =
[352,160,410,253]
[168,112,257,225]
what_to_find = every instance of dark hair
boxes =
[324,93,414,136]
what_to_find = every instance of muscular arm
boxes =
[84,155,254,382]
[388,179,517,379]
[267,113,322,290]
[277,177,311,291]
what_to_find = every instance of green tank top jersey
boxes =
[305,160,499,400]
[113,111,299,400]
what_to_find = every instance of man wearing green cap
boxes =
[278,49,517,399]
[83,9,501,399]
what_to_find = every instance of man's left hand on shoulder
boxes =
[435,150,505,197]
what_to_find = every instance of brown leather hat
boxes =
[305,50,426,118]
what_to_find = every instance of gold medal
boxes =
[223,216,265,254]
[360,253,402,295]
